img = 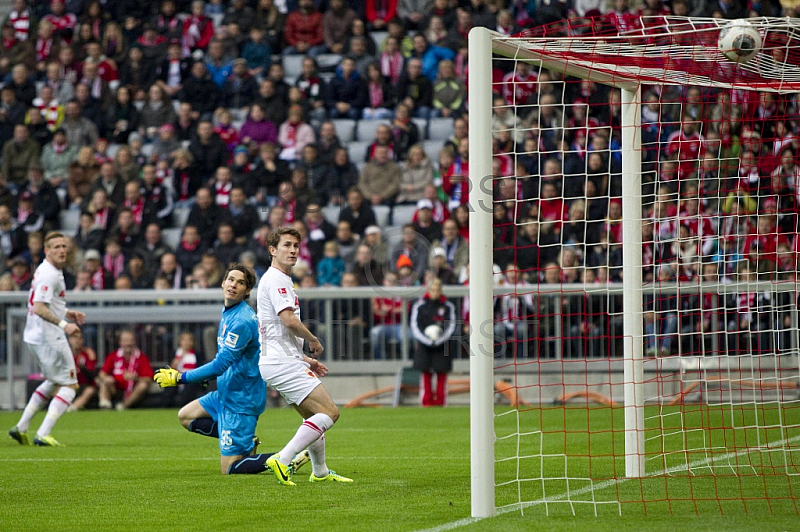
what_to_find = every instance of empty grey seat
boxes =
[427,117,455,140]
[332,119,357,142]
[282,55,305,81]
[356,120,390,142]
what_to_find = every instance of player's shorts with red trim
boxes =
[27,338,77,386]
[259,359,321,406]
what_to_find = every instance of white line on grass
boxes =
[416,434,800,532]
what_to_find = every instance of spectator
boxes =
[71,209,102,252]
[138,222,172,271]
[397,57,433,119]
[397,143,433,204]
[140,84,176,140]
[239,102,278,148]
[254,77,288,126]
[241,26,272,79]
[316,240,346,286]
[227,186,260,244]
[412,198,443,243]
[351,242,384,287]
[2,124,40,188]
[209,165,233,208]
[390,102,419,160]
[108,206,143,256]
[182,0,215,56]
[181,60,220,119]
[316,120,342,165]
[123,251,151,289]
[222,58,258,110]
[336,219,359,269]
[119,45,155,97]
[326,56,367,120]
[323,0,357,54]
[328,147,359,205]
[175,223,207,273]
[40,127,77,191]
[370,271,406,359]
[7,64,36,106]
[87,161,125,209]
[278,105,315,162]
[348,36,377,78]
[339,187,376,238]
[188,120,228,182]
[0,22,34,78]
[431,218,469,274]
[73,79,104,128]
[283,0,325,57]
[359,144,402,207]
[390,223,429,277]
[213,222,245,267]
[8,255,32,290]
[19,166,60,234]
[0,203,25,259]
[303,201,336,264]
[425,15,448,47]
[251,141,289,200]
[157,251,183,288]
[65,330,97,411]
[97,329,154,410]
[173,102,197,143]
[365,0,398,31]
[432,59,465,118]
[362,63,396,120]
[379,36,405,85]
[186,186,228,247]
[366,123,396,162]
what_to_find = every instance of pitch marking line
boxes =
[416,434,800,532]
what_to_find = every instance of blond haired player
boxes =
[258,227,352,485]
[9,232,86,446]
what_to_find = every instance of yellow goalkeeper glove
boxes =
[153,368,181,388]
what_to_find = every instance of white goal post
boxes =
[468,17,800,518]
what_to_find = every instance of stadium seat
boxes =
[332,119,357,142]
[412,118,428,140]
[427,117,455,140]
[347,140,371,164]
[322,205,340,226]
[171,207,190,228]
[373,205,390,227]
[161,227,182,251]
[141,143,154,158]
[356,119,390,142]
[282,55,305,81]
[422,139,445,159]
[370,31,388,50]
[316,53,342,73]
[59,209,80,235]
[392,204,417,227]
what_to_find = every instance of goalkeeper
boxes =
[154,263,308,475]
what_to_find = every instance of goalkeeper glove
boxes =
[154,368,181,388]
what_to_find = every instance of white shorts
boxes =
[27,339,77,386]
[259,359,321,406]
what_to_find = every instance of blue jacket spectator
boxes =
[410,34,455,82]
[325,57,368,120]
[241,27,272,78]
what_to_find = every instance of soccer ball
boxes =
[424,324,443,341]
[718,20,762,64]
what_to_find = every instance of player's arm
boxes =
[33,301,79,335]
[279,307,324,357]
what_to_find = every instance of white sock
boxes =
[277,413,334,464]
[308,435,328,478]
[17,381,57,432]
[36,387,76,438]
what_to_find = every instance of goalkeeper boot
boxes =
[290,450,310,473]
[8,426,29,446]
[266,455,295,486]
[309,470,353,483]
[33,435,64,447]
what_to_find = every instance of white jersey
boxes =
[257,267,304,364]
[23,259,68,345]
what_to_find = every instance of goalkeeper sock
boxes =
[227,453,274,475]
[308,435,328,478]
[17,381,57,432]
[277,413,334,465]
[37,387,76,438]
[189,418,219,438]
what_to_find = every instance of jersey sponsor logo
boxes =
[278,287,287,295]
[224,331,239,348]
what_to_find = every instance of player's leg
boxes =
[9,378,57,445]
[179,393,219,437]
[35,383,78,445]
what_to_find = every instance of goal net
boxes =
[468,16,800,518]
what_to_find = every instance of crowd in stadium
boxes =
[0,0,798,362]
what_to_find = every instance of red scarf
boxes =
[125,198,145,225]
[94,207,111,229]
[2,37,15,49]
[215,181,232,207]
[380,51,404,84]
[104,252,125,279]
[181,238,200,251]
[90,266,106,290]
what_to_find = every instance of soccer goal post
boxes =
[469,16,800,518]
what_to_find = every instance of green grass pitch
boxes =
[1,406,799,531]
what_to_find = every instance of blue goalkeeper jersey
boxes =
[182,300,266,417]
